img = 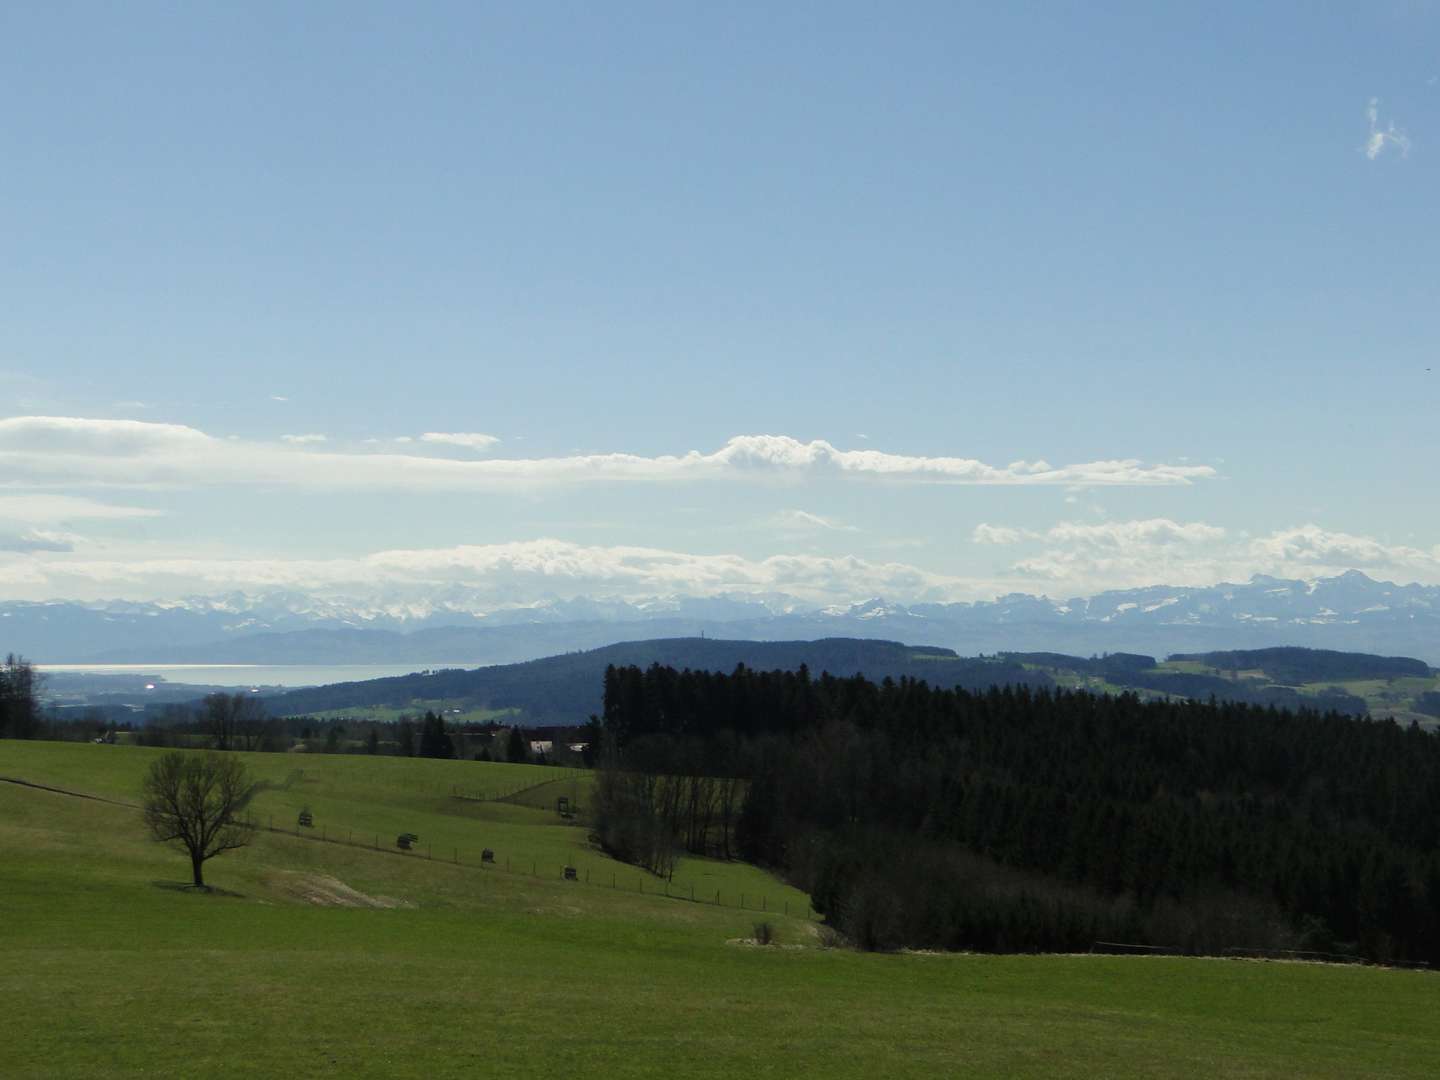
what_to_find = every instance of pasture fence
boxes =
[450,768,588,805]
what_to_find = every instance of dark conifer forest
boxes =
[599,663,1440,963]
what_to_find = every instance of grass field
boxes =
[3,741,1439,1078]
[304,702,520,725]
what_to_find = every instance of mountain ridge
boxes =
[259,636,1050,722]
[8,570,1440,665]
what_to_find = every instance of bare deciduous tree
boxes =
[202,692,268,751]
[142,752,258,888]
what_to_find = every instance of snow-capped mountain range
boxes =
[6,570,1440,665]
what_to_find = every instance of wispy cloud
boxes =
[0,529,77,554]
[0,493,163,524]
[280,433,327,445]
[1364,97,1411,160]
[0,417,1218,493]
[772,509,859,532]
[419,431,501,452]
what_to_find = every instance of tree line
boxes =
[8,679,584,764]
[598,661,1440,963]
[0,654,41,739]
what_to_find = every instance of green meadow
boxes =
[3,742,1438,1078]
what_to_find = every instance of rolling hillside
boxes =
[1006,646,1439,724]
[4,741,1438,1078]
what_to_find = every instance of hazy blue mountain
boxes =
[7,570,1440,665]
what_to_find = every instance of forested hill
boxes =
[264,637,1052,721]
[599,664,1440,963]
[1168,646,1433,683]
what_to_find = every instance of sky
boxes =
[1,2,1437,610]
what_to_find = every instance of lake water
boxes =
[37,663,451,689]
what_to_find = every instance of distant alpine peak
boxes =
[4,569,1415,627]
[7,570,1440,667]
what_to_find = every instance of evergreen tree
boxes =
[507,725,529,763]
[599,661,1440,962]
[396,718,416,757]
[418,710,455,759]
[0,653,40,739]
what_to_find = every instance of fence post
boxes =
[763,895,766,912]
[453,848,457,864]
[741,893,745,909]
[322,827,326,843]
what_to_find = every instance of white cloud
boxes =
[419,432,501,452]
[0,538,978,607]
[973,519,1223,549]
[1248,524,1436,570]
[1364,97,1412,160]
[973,516,1440,594]
[1043,519,1227,547]
[271,395,289,403]
[4,518,1438,606]
[280,433,327,445]
[0,417,1218,493]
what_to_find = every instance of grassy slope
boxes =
[1158,661,1440,724]
[1037,658,1440,723]
[0,743,806,913]
[2,742,1438,1079]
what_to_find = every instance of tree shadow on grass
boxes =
[150,880,245,898]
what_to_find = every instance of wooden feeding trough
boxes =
[563,866,577,881]
[396,832,420,851]
[481,848,495,864]
[297,809,313,828]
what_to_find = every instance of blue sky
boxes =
[1,2,1437,608]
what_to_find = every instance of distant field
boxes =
[1018,657,1440,725]
[3,741,1438,1078]
[303,702,520,724]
